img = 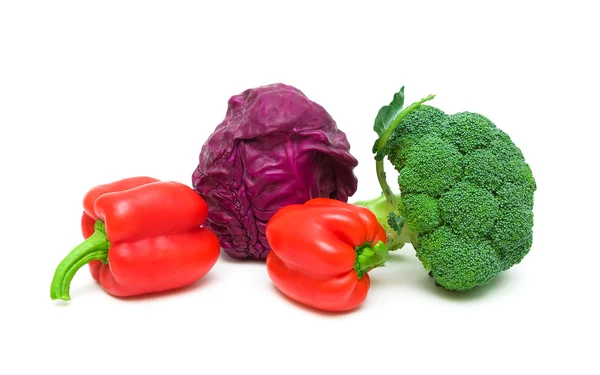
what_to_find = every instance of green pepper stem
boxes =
[50,220,109,301]
[354,240,389,279]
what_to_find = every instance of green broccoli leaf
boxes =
[387,212,405,235]
[371,138,381,154]
[372,87,405,160]
[372,88,436,161]
[374,87,405,138]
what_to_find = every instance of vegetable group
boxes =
[265,198,387,312]
[358,87,536,291]
[192,83,359,260]
[50,83,538,311]
[50,177,220,300]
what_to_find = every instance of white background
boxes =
[1,1,598,374]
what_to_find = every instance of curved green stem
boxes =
[374,94,435,207]
[354,240,389,278]
[376,159,397,211]
[50,220,109,301]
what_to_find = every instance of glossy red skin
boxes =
[80,177,220,297]
[265,198,386,312]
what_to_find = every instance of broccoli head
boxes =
[362,87,536,291]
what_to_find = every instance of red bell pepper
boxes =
[50,176,221,301]
[265,198,388,312]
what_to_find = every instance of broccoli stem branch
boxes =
[360,92,435,252]
[354,194,418,251]
[376,159,397,210]
[374,93,436,207]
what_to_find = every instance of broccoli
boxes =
[357,87,536,291]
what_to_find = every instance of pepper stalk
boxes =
[353,240,389,278]
[50,220,109,301]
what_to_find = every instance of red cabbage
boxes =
[192,83,358,260]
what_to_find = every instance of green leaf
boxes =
[373,86,405,138]
[372,89,436,160]
[387,212,406,235]
[372,138,380,154]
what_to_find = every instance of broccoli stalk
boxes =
[356,87,435,251]
[354,193,418,251]
[371,88,436,209]
[356,86,537,292]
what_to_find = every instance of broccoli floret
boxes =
[496,182,534,210]
[365,87,537,291]
[492,207,534,270]
[438,182,499,239]
[489,132,537,192]
[398,135,463,196]
[440,112,498,153]
[418,226,502,291]
[462,149,504,191]
[386,105,448,166]
[399,193,441,234]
